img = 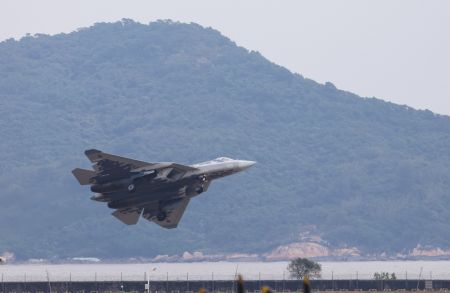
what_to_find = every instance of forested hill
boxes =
[1,19,450,259]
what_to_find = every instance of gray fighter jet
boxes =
[72,149,255,228]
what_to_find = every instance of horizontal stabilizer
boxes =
[72,168,95,185]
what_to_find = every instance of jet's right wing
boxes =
[142,197,191,229]
[112,207,143,225]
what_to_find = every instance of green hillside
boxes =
[1,19,450,259]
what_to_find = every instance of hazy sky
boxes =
[2,0,450,114]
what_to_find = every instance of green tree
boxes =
[287,258,321,279]
[373,272,397,280]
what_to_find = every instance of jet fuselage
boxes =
[95,158,255,208]
[72,150,255,228]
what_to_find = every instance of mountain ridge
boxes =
[1,19,450,259]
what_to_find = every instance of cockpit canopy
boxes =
[193,157,234,166]
[213,157,233,162]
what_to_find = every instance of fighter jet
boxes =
[72,149,255,228]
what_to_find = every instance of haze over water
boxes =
[1,261,449,281]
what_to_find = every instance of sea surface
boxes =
[1,261,449,282]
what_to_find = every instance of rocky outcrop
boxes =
[264,242,330,261]
[264,242,361,261]
[410,245,450,257]
[0,251,14,263]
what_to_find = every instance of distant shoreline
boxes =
[1,261,450,281]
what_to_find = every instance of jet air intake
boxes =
[90,182,127,193]
[90,170,158,193]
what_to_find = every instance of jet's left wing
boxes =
[81,149,198,183]
[142,197,191,229]
[85,149,153,169]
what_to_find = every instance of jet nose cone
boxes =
[239,160,256,170]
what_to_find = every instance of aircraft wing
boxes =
[141,197,191,229]
[79,149,197,183]
[83,149,156,182]
[112,207,143,225]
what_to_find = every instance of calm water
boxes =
[1,261,449,281]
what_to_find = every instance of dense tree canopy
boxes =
[1,20,450,259]
[288,258,322,279]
